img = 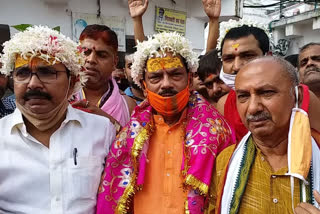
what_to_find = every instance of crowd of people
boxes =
[0,0,319,213]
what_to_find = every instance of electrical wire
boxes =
[244,0,317,8]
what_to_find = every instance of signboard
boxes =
[72,13,126,52]
[154,6,187,35]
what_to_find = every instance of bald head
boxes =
[237,56,299,88]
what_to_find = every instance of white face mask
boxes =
[219,67,236,89]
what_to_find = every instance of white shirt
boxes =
[0,106,115,214]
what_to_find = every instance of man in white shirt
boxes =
[0,25,115,214]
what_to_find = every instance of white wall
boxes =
[0,0,206,51]
[273,22,320,55]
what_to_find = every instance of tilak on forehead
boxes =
[231,43,240,51]
[15,55,60,69]
[146,56,183,72]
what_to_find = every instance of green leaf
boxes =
[11,24,33,32]
[53,26,60,32]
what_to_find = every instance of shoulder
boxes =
[123,95,137,115]
[0,110,22,141]
[216,93,230,115]
[216,144,235,168]
[70,107,114,130]
[69,107,116,144]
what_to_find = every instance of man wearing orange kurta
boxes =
[96,31,235,214]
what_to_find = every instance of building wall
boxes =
[287,24,320,55]
[0,0,206,52]
[272,20,320,55]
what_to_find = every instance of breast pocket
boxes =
[65,156,104,202]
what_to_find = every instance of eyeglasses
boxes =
[13,67,65,84]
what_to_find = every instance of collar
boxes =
[9,105,82,134]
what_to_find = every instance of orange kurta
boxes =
[134,111,187,214]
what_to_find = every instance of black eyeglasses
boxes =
[13,67,65,84]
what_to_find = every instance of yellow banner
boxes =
[154,6,187,35]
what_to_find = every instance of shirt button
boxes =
[168,131,172,134]
[272,175,276,178]
[273,198,278,203]
[166,173,170,176]
[261,156,265,161]
[55,197,60,201]
[168,151,171,154]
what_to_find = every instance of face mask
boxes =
[16,99,69,131]
[16,79,71,132]
[286,86,312,210]
[219,67,236,89]
[145,83,190,117]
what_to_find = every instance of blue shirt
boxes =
[0,96,16,118]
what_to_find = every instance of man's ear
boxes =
[140,79,148,97]
[67,75,76,98]
[189,72,193,89]
[113,54,119,70]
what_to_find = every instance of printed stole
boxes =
[96,92,234,214]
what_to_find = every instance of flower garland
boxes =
[0,25,87,94]
[216,18,273,53]
[131,31,199,88]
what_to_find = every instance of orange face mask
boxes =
[144,83,190,117]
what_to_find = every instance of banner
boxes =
[154,6,187,35]
[72,13,126,52]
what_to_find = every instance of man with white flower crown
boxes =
[0,26,115,213]
[95,29,235,213]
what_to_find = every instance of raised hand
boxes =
[128,0,149,18]
[202,0,221,19]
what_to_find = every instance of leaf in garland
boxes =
[53,26,60,32]
[12,24,33,32]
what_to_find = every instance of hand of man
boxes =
[128,0,149,18]
[295,190,320,214]
[71,100,117,124]
[202,0,221,19]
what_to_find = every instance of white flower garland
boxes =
[131,32,199,88]
[216,18,273,53]
[0,25,87,94]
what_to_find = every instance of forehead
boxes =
[299,45,320,60]
[222,35,262,56]
[146,53,186,71]
[81,38,114,52]
[204,73,219,82]
[17,60,67,71]
[235,60,290,90]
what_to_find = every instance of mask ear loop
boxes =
[295,86,299,109]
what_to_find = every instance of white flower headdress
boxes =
[0,25,87,94]
[216,18,273,53]
[131,31,199,88]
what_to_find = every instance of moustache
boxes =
[159,89,178,97]
[246,111,271,122]
[23,90,52,101]
[305,66,320,74]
